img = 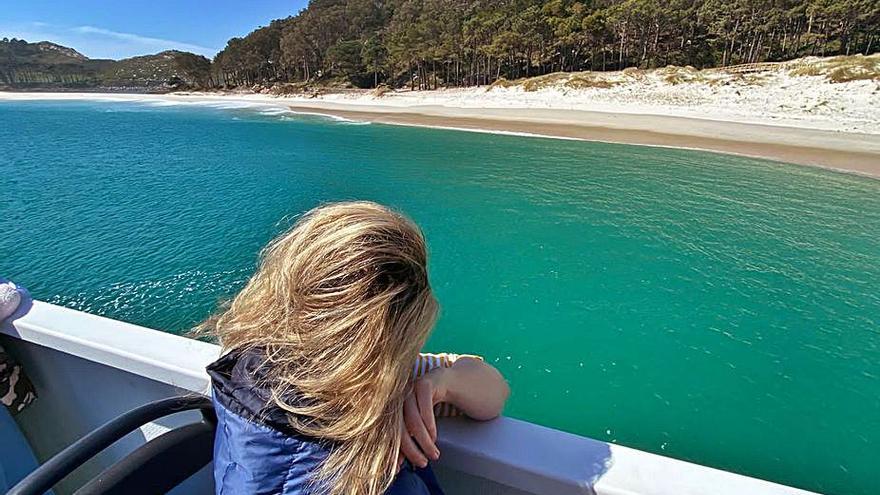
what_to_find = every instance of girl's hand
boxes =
[399,367,448,468]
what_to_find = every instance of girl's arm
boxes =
[432,356,509,420]
[400,355,509,468]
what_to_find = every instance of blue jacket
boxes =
[207,348,444,495]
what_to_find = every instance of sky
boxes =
[1,0,309,60]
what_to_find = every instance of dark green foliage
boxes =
[327,40,366,79]
[212,0,879,89]
[4,0,877,92]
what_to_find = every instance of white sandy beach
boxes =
[3,64,879,178]
[294,67,880,135]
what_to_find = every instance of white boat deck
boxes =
[1,300,818,495]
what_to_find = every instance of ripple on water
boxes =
[1,99,878,495]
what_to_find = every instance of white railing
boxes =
[1,300,817,495]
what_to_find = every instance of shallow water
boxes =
[2,99,878,494]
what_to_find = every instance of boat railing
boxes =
[1,300,817,495]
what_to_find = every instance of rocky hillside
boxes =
[99,50,213,88]
[0,39,212,91]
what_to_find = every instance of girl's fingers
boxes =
[404,393,438,461]
[415,380,438,443]
[400,426,428,468]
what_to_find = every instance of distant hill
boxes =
[0,38,212,91]
[5,40,89,64]
[99,50,213,88]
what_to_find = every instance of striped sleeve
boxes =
[412,352,483,418]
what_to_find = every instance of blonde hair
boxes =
[199,201,438,495]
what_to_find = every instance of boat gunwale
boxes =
[1,300,818,495]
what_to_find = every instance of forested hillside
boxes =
[0,38,212,90]
[213,0,879,89]
[3,0,877,92]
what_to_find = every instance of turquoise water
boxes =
[2,99,879,494]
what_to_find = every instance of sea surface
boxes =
[2,98,878,494]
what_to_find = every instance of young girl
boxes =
[202,202,509,495]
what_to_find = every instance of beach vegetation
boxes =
[565,75,616,89]
[789,54,880,82]
[658,66,704,85]
[510,72,619,91]
[487,78,517,90]
[622,68,646,79]
[372,84,392,97]
[521,73,570,91]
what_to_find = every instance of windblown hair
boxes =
[199,201,438,495]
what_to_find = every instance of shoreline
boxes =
[283,101,880,179]
[3,90,879,179]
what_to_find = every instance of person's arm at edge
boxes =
[430,356,509,421]
[400,354,510,468]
